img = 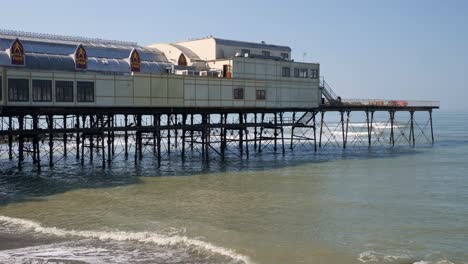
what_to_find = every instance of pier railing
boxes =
[339,99,440,108]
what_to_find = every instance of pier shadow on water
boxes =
[0,142,438,208]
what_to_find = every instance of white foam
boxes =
[0,215,253,264]
[358,251,456,264]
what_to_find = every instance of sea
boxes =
[0,111,467,264]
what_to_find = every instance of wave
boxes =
[0,215,253,264]
[358,251,456,264]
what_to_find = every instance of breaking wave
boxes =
[0,215,253,264]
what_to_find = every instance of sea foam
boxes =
[0,215,253,264]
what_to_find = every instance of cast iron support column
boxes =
[190,114,194,151]
[76,115,80,160]
[410,111,415,147]
[290,112,296,150]
[167,114,171,154]
[156,114,161,166]
[8,116,13,160]
[258,113,265,153]
[389,111,395,146]
[280,112,285,154]
[239,113,243,157]
[123,114,128,158]
[319,111,325,148]
[429,110,434,145]
[48,115,54,167]
[18,115,24,169]
[107,114,112,166]
[81,115,85,165]
[254,113,258,150]
[181,114,187,160]
[313,112,317,152]
[63,115,67,157]
[340,111,346,149]
[274,112,278,151]
[244,113,249,159]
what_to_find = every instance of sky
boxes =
[1,0,467,110]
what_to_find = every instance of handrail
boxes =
[340,99,440,108]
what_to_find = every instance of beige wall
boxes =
[171,38,216,61]
[3,64,321,109]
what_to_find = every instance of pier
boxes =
[0,29,439,171]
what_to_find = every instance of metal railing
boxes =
[340,99,440,108]
[319,77,340,104]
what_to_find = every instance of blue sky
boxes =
[1,0,467,110]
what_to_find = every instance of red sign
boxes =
[75,44,87,69]
[10,38,25,66]
[130,49,141,72]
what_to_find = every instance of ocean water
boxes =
[0,111,467,264]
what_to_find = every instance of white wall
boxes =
[216,43,291,60]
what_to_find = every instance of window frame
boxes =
[310,69,319,79]
[281,53,289,59]
[76,81,95,103]
[282,67,291,77]
[233,87,245,100]
[293,68,300,78]
[32,79,53,102]
[261,50,270,57]
[299,68,309,78]
[8,78,30,102]
[256,89,266,100]
[55,80,75,103]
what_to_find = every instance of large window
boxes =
[310,69,319,79]
[281,53,289,59]
[262,51,270,57]
[32,80,52,102]
[294,68,300,78]
[0,77,2,101]
[233,88,244,99]
[77,81,94,102]
[256,90,266,100]
[241,49,250,56]
[56,81,74,102]
[8,79,29,102]
[299,69,309,78]
[294,68,309,78]
[282,67,291,77]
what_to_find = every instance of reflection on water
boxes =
[0,112,467,264]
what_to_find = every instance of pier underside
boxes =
[0,105,437,171]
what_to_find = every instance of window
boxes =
[300,69,308,78]
[281,53,289,59]
[241,49,250,55]
[294,68,300,77]
[8,79,29,102]
[262,50,270,57]
[282,67,291,77]
[256,90,266,100]
[233,88,244,99]
[32,80,52,102]
[56,80,74,102]
[77,81,94,102]
[0,77,2,100]
[310,69,319,79]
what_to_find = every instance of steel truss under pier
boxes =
[0,106,436,171]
